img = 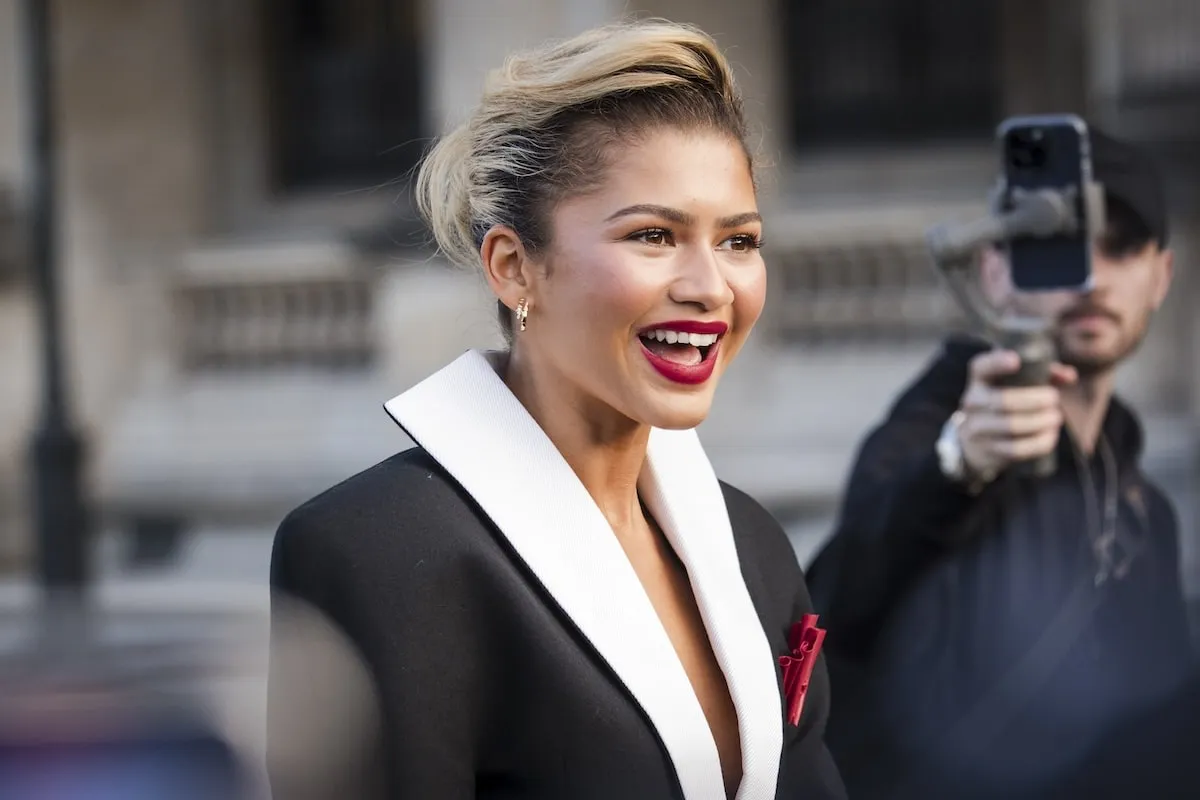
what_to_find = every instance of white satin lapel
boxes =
[383,351,728,800]
[641,427,785,800]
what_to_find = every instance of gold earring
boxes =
[515,298,529,332]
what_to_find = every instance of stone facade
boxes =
[0,0,1196,582]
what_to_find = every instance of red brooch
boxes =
[778,614,826,727]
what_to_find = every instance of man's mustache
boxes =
[1059,302,1120,324]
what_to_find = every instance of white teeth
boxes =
[642,329,720,346]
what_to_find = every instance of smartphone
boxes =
[997,114,1094,292]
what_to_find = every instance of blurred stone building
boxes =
[0,0,1197,584]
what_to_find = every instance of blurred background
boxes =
[1,0,1200,792]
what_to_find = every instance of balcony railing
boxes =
[172,241,377,372]
[767,206,974,346]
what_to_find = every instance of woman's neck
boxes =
[504,349,650,533]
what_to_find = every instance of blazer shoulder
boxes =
[719,480,803,579]
[273,446,480,564]
[720,481,789,541]
[719,479,767,516]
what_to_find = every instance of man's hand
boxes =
[957,349,1077,479]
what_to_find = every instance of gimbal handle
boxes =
[923,179,1104,478]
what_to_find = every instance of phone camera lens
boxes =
[1008,129,1047,169]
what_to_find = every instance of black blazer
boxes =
[267,350,846,800]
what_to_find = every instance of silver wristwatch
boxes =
[936,411,994,492]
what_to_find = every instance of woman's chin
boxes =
[637,395,714,431]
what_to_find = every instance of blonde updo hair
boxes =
[414,19,752,337]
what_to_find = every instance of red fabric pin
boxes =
[778,614,826,727]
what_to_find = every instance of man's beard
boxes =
[1052,303,1147,378]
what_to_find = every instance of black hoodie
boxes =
[807,335,1194,799]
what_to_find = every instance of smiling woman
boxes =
[268,18,847,800]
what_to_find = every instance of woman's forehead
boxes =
[566,130,756,211]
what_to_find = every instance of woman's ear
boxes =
[480,225,529,315]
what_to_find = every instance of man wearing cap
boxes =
[807,125,1194,799]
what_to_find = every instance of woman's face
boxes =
[520,128,766,431]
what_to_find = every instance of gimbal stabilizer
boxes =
[924,181,1105,477]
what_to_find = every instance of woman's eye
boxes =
[722,234,762,252]
[632,228,673,246]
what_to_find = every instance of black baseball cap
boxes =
[1089,125,1170,247]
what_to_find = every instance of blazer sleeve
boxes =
[267,504,482,800]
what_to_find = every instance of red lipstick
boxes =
[637,320,727,386]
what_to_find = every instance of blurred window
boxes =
[1114,0,1200,104]
[781,0,1003,148]
[265,0,424,191]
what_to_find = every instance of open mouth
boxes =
[637,328,721,366]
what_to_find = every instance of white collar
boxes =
[384,350,784,800]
